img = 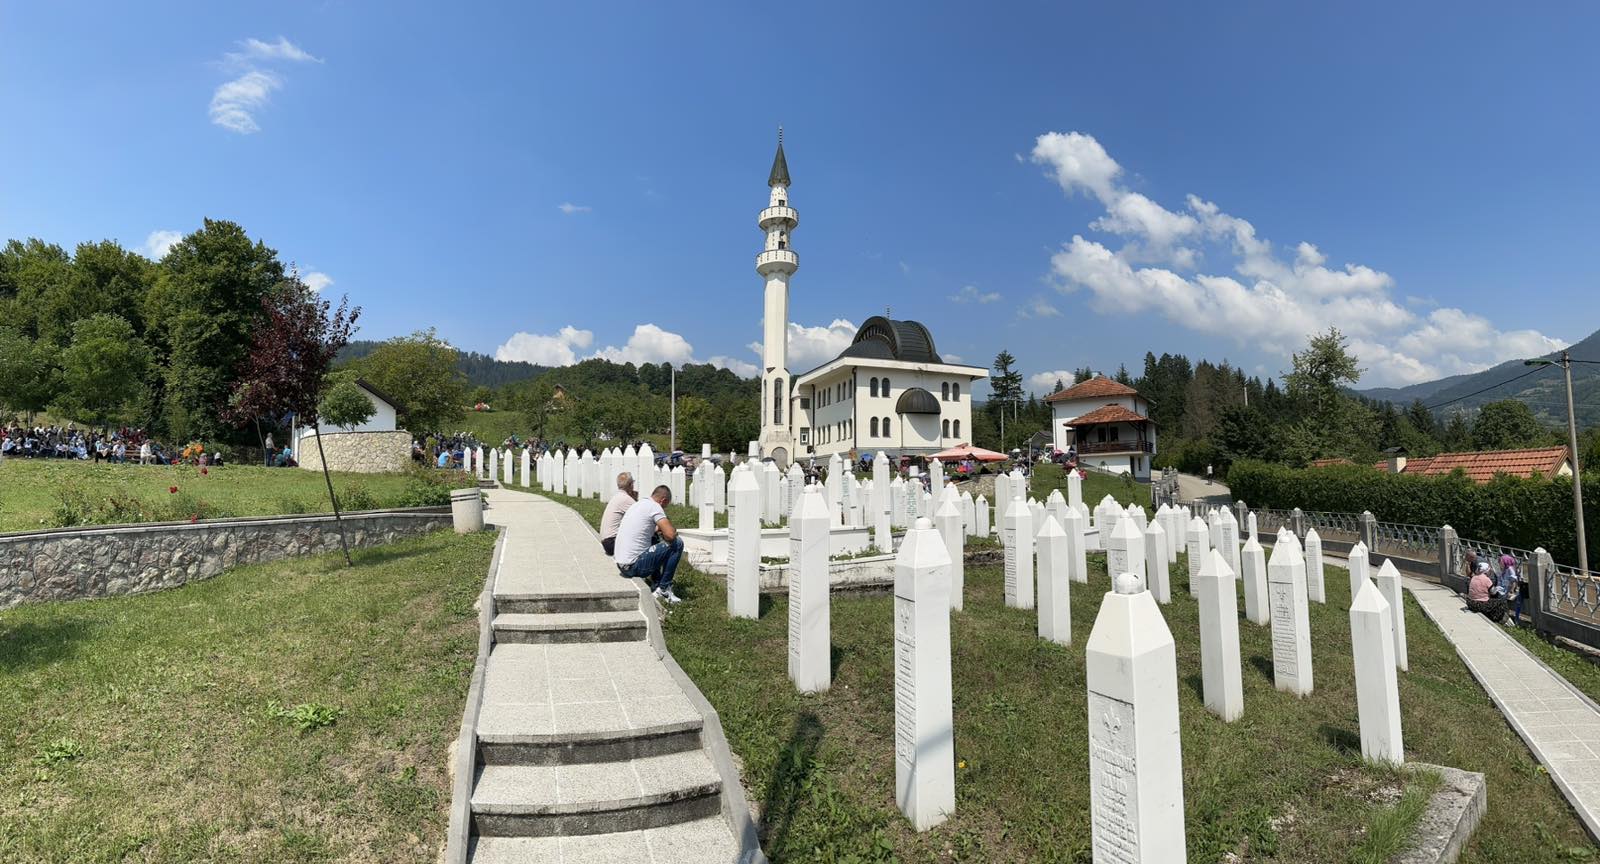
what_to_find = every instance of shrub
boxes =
[395,474,452,508]
[339,482,378,511]
[266,701,340,733]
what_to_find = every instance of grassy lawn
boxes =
[1029,461,1149,511]
[454,408,669,453]
[0,460,473,533]
[0,528,494,863]
[520,473,1589,863]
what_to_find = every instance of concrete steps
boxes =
[493,610,647,644]
[496,591,639,615]
[470,750,723,837]
[468,816,741,863]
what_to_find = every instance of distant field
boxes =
[0,460,473,533]
[451,409,670,452]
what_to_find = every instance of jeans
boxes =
[623,536,683,592]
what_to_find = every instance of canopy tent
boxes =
[930,443,1009,462]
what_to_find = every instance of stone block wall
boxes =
[297,430,412,474]
[0,509,452,610]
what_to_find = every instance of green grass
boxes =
[0,460,473,533]
[0,528,495,863]
[1506,624,1600,709]
[1029,461,1149,511]
[548,505,1584,862]
[453,408,669,453]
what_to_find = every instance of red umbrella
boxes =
[930,442,1009,462]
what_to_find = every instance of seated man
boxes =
[1465,561,1506,623]
[598,472,637,557]
[612,484,683,604]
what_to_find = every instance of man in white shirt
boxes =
[598,472,637,557]
[612,484,683,603]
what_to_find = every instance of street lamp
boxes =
[1526,350,1593,573]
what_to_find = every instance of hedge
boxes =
[1227,459,1599,566]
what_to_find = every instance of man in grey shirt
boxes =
[599,472,637,556]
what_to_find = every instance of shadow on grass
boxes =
[1183,672,1204,702]
[347,540,444,569]
[1247,654,1274,681]
[1318,723,1361,757]
[758,711,825,855]
[759,593,775,618]
[0,617,89,672]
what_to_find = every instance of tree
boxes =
[53,314,151,427]
[223,275,360,563]
[347,328,467,435]
[144,220,286,442]
[0,328,59,417]
[319,381,377,430]
[1286,327,1363,418]
[990,350,1023,407]
[1472,399,1548,451]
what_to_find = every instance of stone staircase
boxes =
[461,493,745,862]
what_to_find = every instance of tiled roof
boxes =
[1063,404,1151,426]
[1379,446,1571,483]
[1044,375,1139,403]
[1309,458,1354,468]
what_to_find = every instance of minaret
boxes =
[757,127,798,465]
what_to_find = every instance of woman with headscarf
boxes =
[1497,554,1525,627]
[1466,560,1507,623]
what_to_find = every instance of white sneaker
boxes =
[659,588,683,604]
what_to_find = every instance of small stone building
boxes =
[294,379,412,474]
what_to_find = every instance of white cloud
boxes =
[495,326,596,366]
[557,202,591,214]
[592,323,696,366]
[949,285,1001,304]
[1017,296,1061,319]
[898,261,911,274]
[1029,370,1079,392]
[302,271,333,293]
[708,355,758,377]
[210,37,318,134]
[747,319,859,372]
[142,229,182,259]
[1030,130,1567,386]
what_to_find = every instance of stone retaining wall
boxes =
[0,508,452,610]
[297,430,412,474]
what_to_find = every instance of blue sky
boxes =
[4,2,1598,393]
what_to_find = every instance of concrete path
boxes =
[1401,575,1600,840]
[1157,469,1231,507]
[462,488,746,862]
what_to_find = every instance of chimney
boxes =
[1384,448,1407,474]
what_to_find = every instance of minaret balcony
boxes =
[756,248,799,274]
[758,206,799,230]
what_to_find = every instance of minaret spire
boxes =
[756,128,799,466]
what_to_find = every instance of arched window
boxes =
[774,378,784,425]
[871,417,879,437]
[882,377,890,395]
[883,417,892,437]
[870,377,878,398]
[954,419,961,438]
[941,382,950,401]
[942,419,950,437]
[953,383,961,401]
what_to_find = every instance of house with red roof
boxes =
[1043,375,1158,481]
[1310,446,1573,483]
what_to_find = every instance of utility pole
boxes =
[1528,350,1589,573]
[669,365,677,454]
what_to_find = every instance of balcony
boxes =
[758,206,799,230]
[1075,440,1154,456]
[756,248,799,274]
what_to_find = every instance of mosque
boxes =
[753,132,988,467]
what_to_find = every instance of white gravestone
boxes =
[1029,500,1047,540]
[961,491,976,538]
[1268,540,1314,696]
[1351,579,1405,765]
[891,477,907,530]
[1003,492,1035,609]
[702,443,712,460]
[1247,512,1258,543]
[1144,520,1170,604]
[1240,535,1269,626]
[1129,505,1147,534]
[505,449,514,485]
[1086,573,1188,863]
[789,486,832,693]
[826,453,844,526]
[1107,516,1146,585]
[994,473,1011,525]
[670,465,686,506]
[1304,528,1326,603]
[520,448,530,487]
[726,467,761,620]
[935,498,965,612]
[1037,515,1071,645]
[848,476,865,528]
[894,517,956,831]
[873,451,892,551]
[1064,504,1089,584]
[638,444,655,498]
[489,448,499,485]
[1195,550,1244,722]
[1067,469,1083,510]
[1348,541,1371,601]
[786,462,804,520]
[1375,559,1409,672]
[763,462,782,525]
[699,488,714,532]
[1219,508,1241,577]
[1185,516,1209,594]
[713,462,727,514]
[975,495,990,539]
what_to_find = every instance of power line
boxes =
[1424,365,1552,411]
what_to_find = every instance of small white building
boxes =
[292,379,412,474]
[1045,375,1157,481]
[792,316,988,461]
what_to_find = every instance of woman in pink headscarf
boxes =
[1497,555,1525,627]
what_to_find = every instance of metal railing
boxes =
[1253,507,1294,537]
[1373,522,1441,561]
[1306,510,1361,543]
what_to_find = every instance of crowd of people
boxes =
[0,424,223,466]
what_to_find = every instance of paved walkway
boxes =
[1401,575,1600,839]
[460,488,746,863]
